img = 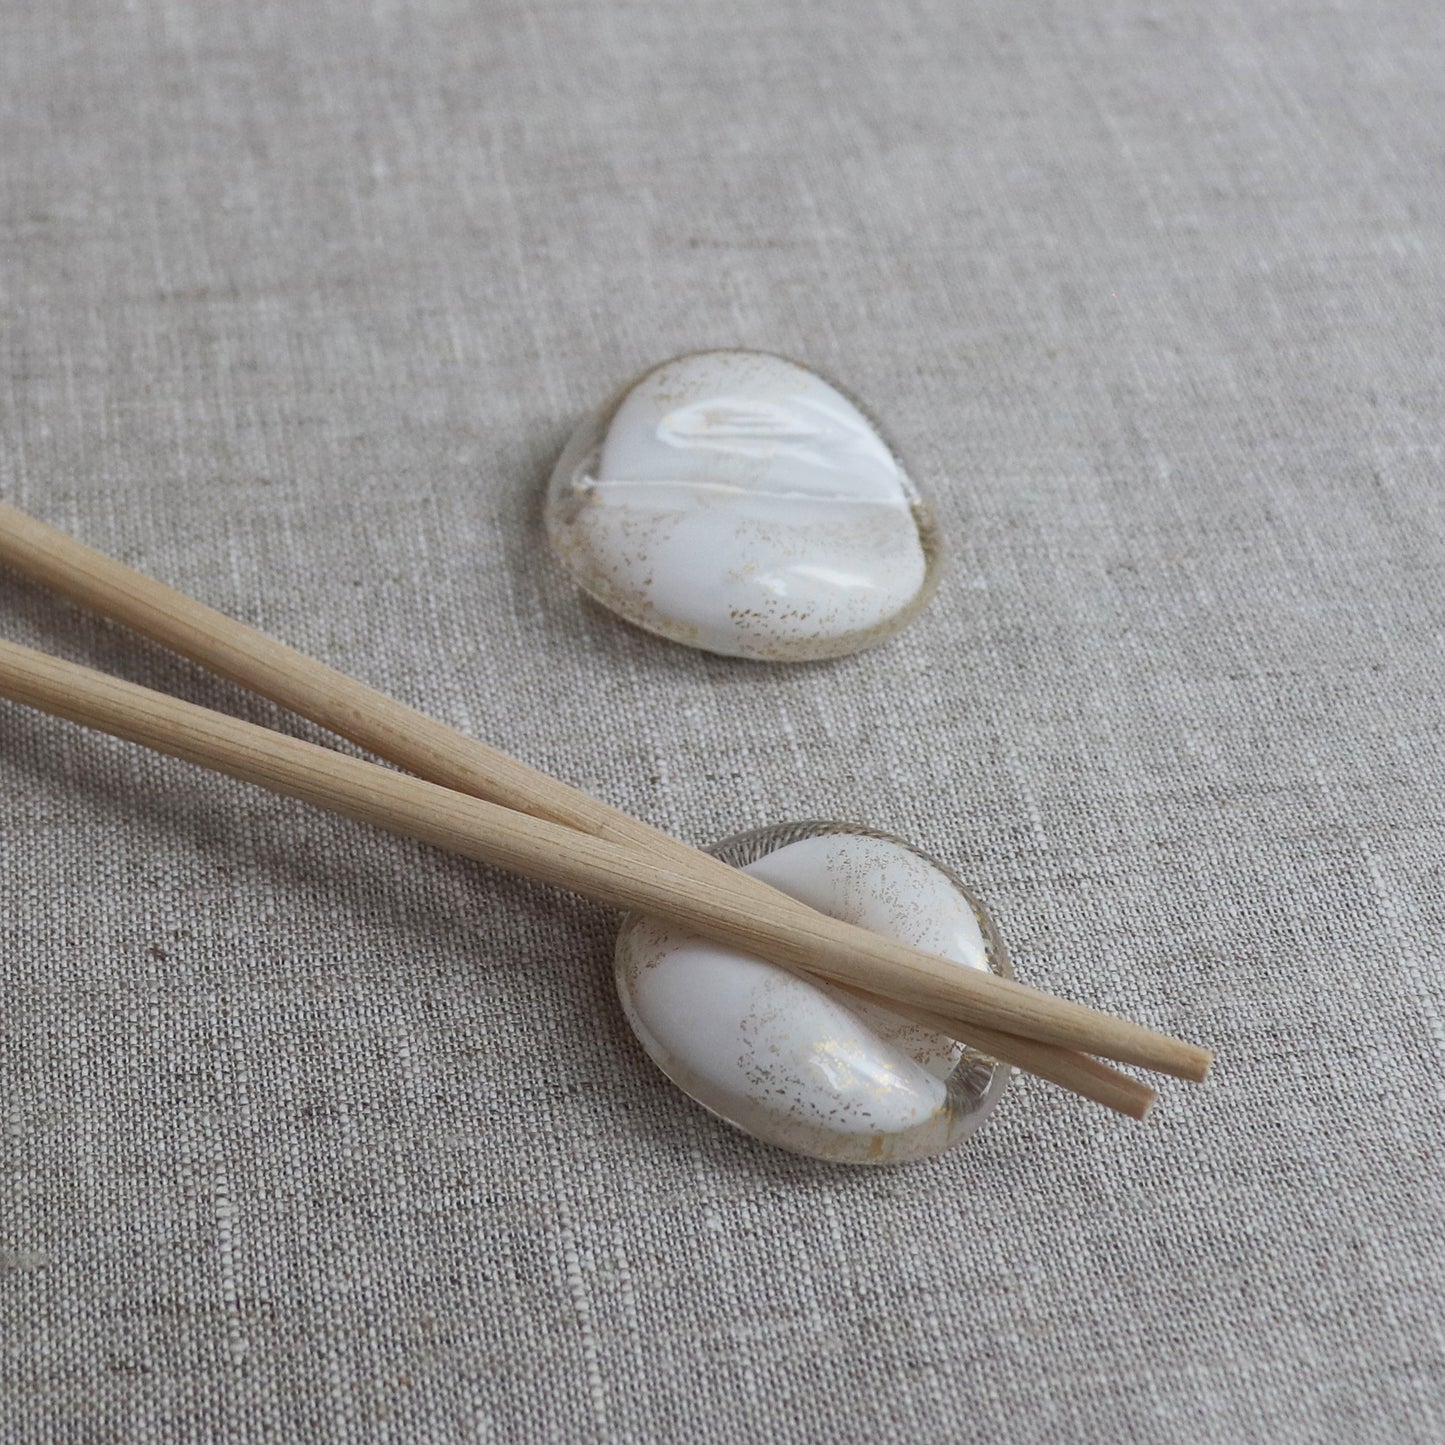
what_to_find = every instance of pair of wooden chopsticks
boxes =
[0,501,1212,1119]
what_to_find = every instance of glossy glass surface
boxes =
[546,351,941,661]
[614,821,1012,1165]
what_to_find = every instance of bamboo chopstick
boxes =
[0,637,1160,1116]
[0,502,1210,1095]
[0,632,1158,1119]
[0,650,1156,1121]
[0,637,1187,1090]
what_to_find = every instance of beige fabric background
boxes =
[2,0,1443,1440]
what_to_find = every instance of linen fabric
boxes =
[2,1,1442,1439]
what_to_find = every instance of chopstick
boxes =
[0,503,1205,1089]
[0,503,1210,1101]
[0,637,1171,1100]
[0,638,1155,1118]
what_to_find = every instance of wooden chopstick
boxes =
[0,502,1210,1091]
[0,631,1156,1122]
[0,637,1174,1112]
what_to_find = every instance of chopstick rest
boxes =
[545,350,942,661]
[617,821,1017,1164]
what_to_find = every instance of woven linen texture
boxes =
[2,0,1442,1440]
